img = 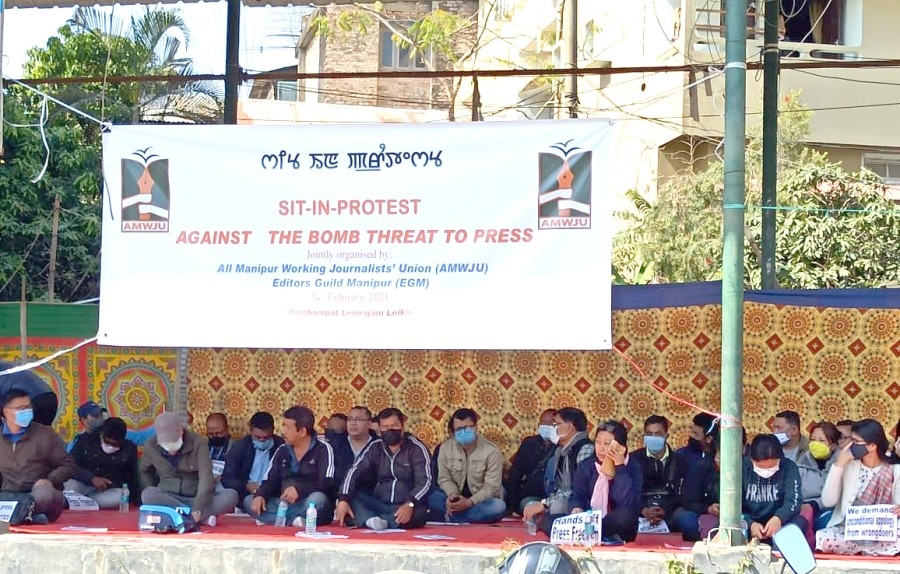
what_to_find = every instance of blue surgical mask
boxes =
[538,425,554,440]
[644,435,666,454]
[253,438,274,451]
[455,428,476,446]
[14,409,34,429]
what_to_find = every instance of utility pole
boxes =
[563,0,578,118]
[224,0,242,124]
[48,195,60,302]
[761,0,780,289]
[719,0,748,547]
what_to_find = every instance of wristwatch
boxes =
[540,498,550,508]
[407,501,415,508]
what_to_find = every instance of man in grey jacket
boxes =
[140,412,238,525]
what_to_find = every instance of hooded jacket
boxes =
[742,456,802,525]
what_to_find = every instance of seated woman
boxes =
[742,434,806,542]
[566,420,643,542]
[806,421,841,529]
[815,419,900,556]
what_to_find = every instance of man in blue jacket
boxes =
[335,407,433,531]
[222,411,284,512]
[249,406,336,526]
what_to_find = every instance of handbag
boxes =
[0,491,36,525]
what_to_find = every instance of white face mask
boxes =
[753,464,779,479]
[160,437,183,454]
[774,432,790,445]
[547,426,560,445]
[100,440,120,455]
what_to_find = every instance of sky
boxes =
[2,2,307,78]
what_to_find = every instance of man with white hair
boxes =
[140,412,239,525]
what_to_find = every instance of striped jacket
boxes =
[339,433,432,507]
[256,435,337,502]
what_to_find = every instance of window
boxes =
[863,154,900,184]
[275,81,298,102]
[380,26,426,70]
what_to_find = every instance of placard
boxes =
[0,501,19,522]
[63,490,101,511]
[638,517,671,534]
[844,504,899,542]
[99,121,617,350]
[550,510,602,545]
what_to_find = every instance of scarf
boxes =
[590,462,610,513]
[854,463,894,506]
[543,431,588,496]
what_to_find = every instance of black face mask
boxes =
[208,436,228,448]
[688,438,704,452]
[850,443,869,460]
[381,429,403,446]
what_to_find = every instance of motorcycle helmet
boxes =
[498,542,582,574]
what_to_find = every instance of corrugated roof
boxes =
[237,98,447,125]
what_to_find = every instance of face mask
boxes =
[850,444,869,460]
[381,429,403,447]
[88,417,104,430]
[208,436,228,448]
[753,464,779,479]
[688,438,704,452]
[455,428,476,446]
[548,426,561,445]
[253,438,274,451]
[160,437,183,454]
[538,425,554,441]
[808,440,831,461]
[644,435,666,454]
[100,440,120,455]
[14,409,34,429]
[774,432,790,445]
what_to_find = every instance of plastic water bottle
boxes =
[583,509,598,548]
[305,502,317,534]
[275,500,288,527]
[119,484,130,513]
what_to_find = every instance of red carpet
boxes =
[9,510,898,563]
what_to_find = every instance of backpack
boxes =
[138,505,200,534]
[0,492,36,525]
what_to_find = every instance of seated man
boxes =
[429,408,506,523]
[205,412,231,486]
[65,417,140,509]
[324,413,348,443]
[631,415,679,531]
[67,401,155,453]
[521,407,594,523]
[335,407,432,531]
[332,406,377,483]
[250,406,336,526]
[141,412,239,526]
[0,388,75,522]
[505,408,557,515]
[671,413,719,541]
[222,411,284,513]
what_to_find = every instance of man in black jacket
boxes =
[65,417,140,508]
[505,408,556,514]
[222,411,284,513]
[249,406,336,526]
[631,415,680,531]
[331,406,377,483]
[671,413,719,541]
[335,407,432,531]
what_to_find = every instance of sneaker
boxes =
[365,517,388,531]
[206,516,217,527]
[255,519,266,526]
[291,517,305,528]
[30,514,49,525]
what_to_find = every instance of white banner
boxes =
[550,510,602,545]
[99,121,616,350]
[844,504,900,542]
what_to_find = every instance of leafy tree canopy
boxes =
[613,94,900,289]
